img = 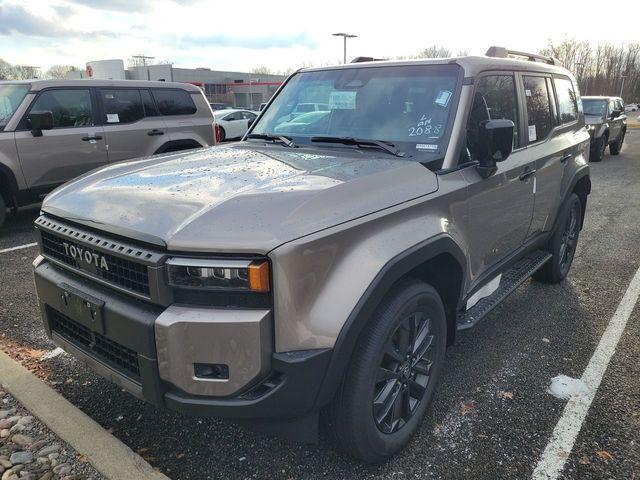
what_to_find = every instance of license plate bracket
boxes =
[57,283,105,334]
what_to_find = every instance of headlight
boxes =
[167,258,270,292]
[586,124,595,132]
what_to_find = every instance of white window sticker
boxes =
[434,90,452,107]
[329,91,356,110]
[106,113,120,123]
[528,125,537,142]
[416,143,438,151]
[525,89,532,97]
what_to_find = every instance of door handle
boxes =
[561,153,572,163]
[147,129,164,136]
[81,135,103,141]
[519,168,536,181]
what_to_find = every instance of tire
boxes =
[590,135,607,162]
[0,195,5,229]
[609,129,625,155]
[327,278,447,463]
[218,127,226,142]
[533,193,582,284]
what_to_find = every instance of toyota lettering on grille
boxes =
[62,242,110,271]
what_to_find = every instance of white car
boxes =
[625,103,639,112]
[214,109,258,141]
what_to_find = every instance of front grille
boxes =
[48,307,140,380]
[40,230,150,296]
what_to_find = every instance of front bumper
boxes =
[34,258,331,419]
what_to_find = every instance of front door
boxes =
[461,73,535,283]
[15,88,108,190]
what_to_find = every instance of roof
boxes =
[0,78,202,92]
[213,108,254,116]
[299,55,574,79]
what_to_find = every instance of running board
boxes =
[457,250,552,330]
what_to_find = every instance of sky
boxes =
[0,0,639,73]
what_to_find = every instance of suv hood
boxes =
[42,145,438,253]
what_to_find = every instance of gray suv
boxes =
[582,96,626,161]
[0,79,215,227]
[32,47,591,462]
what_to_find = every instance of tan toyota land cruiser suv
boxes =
[0,79,215,228]
[33,48,591,462]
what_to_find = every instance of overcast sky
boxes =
[1,0,639,73]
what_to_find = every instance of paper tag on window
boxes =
[416,143,438,151]
[525,89,532,97]
[106,113,120,123]
[329,91,356,110]
[528,125,537,142]
[434,90,452,107]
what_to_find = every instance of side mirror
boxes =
[476,119,514,178]
[611,109,622,118]
[27,111,54,137]
[247,118,255,127]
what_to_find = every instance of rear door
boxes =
[98,88,168,161]
[14,87,108,189]
[521,73,565,236]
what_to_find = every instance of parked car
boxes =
[213,108,257,141]
[32,47,591,463]
[0,79,215,228]
[210,102,233,111]
[624,103,638,112]
[583,96,627,161]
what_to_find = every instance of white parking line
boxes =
[0,242,37,254]
[532,264,640,480]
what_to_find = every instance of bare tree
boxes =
[251,66,273,75]
[541,39,640,100]
[418,46,452,59]
[46,64,80,79]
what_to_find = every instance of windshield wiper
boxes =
[246,133,296,148]
[310,136,405,157]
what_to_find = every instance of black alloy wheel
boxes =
[374,311,434,434]
[558,198,581,276]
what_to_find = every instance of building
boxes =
[67,59,287,110]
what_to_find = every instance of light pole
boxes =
[332,33,357,64]
[619,75,627,98]
[248,77,259,110]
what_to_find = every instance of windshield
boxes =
[250,64,460,157]
[0,84,30,128]
[582,99,607,117]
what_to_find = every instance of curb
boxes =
[0,349,170,480]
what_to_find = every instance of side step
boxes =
[457,250,552,330]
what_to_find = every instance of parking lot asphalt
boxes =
[0,132,639,480]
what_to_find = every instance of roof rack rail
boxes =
[485,46,561,66]
[350,56,387,63]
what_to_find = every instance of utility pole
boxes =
[132,55,155,80]
[619,75,626,98]
[332,33,357,64]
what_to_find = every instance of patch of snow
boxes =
[40,347,66,360]
[546,375,590,400]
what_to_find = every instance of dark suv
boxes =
[32,47,591,462]
[583,96,627,161]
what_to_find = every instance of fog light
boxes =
[194,363,229,380]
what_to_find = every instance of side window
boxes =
[100,89,144,124]
[523,76,554,143]
[29,89,93,128]
[241,111,256,120]
[465,74,519,162]
[140,89,158,116]
[615,99,624,112]
[152,89,197,116]
[554,77,578,124]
